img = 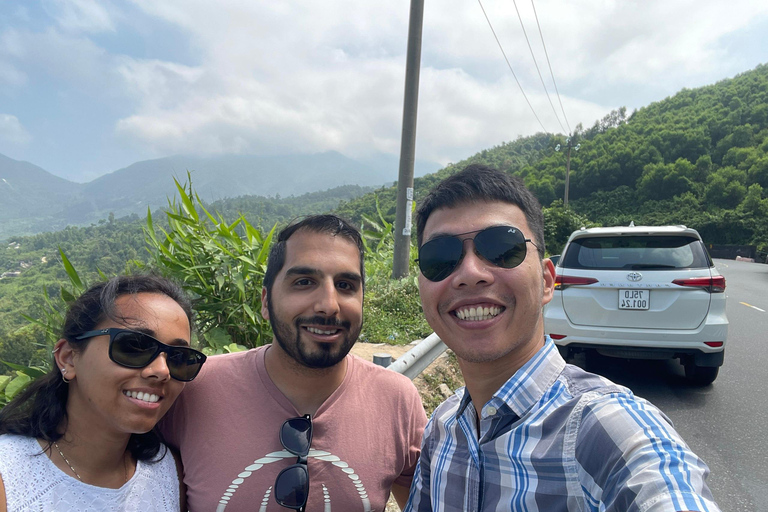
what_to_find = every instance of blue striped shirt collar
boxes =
[454,337,565,420]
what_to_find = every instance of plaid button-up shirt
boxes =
[405,339,720,512]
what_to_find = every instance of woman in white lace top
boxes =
[0,274,207,512]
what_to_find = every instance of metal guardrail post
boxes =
[372,353,393,367]
[387,332,448,380]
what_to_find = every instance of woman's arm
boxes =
[0,473,7,512]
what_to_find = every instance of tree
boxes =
[143,175,275,351]
[704,167,748,209]
[543,202,595,255]
[637,159,697,201]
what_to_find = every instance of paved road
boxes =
[574,259,767,511]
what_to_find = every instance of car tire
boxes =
[684,364,719,385]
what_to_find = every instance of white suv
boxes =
[544,225,728,385]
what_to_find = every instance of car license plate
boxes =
[619,289,649,310]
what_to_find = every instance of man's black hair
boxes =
[415,164,546,258]
[262,214,365,295]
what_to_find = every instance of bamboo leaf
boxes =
[4,373,32,399]
[234,276,245,297]
[60,288,76,303]
[237,256,258,266]
[1,361,47,378]
[174,176,199,223]
[58,248,83,290]
[255,223,276,265]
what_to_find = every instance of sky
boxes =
[1,0,767,183]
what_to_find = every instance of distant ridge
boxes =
[0,151,441,240]
[0,154,81,217]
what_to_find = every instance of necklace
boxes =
[52,441,130,484]
[53,441,82,480]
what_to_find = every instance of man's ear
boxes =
[542,258,556,306]
[53,338,77,381]
[261,287,270,320]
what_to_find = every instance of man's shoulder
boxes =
[197,345,263,373]
[558,362,630,400]
[427,389,464,425]
[348,352,416,388]
[554,365,676,442]
[178,346,265,398]
[345,353,425,416]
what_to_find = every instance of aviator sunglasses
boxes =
[417,225,539,282]
[274,414,313,511]
[75,328,207,382]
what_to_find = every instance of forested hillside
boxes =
[338,64,768,253]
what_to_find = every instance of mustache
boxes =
[296,316,351,329]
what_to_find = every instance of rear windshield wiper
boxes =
[623,264,678,270]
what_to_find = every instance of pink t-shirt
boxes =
[160,345,427,512]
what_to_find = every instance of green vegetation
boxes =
[209,184,376,233]
[358,200,432,344]
[144,176,275,351]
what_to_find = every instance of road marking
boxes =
[740,302,766,312]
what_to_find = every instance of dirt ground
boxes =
[350,341,414,366]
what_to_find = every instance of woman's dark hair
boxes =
[0,273,194,461]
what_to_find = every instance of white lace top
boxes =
[0,434,180,512]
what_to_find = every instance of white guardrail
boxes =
[386,333,448,380]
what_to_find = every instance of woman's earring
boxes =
[60,367,71,384]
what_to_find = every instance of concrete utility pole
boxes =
[555,137,580,208]
[392,0,425,279]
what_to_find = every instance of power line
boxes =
[510,0,566,134]
[529,0,571,134]
[477,0,549,133]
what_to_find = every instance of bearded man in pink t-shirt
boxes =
[161,214,427,512]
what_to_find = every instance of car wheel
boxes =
[684,364,719,385]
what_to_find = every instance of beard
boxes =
[267,300,361,369]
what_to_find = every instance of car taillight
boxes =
[554,276,598,290]
[705,342,723,347]
[549,334,567,340]
[671,276,726,293]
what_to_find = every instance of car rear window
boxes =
[561,235,712,270]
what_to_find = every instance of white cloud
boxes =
[107,0,766,166]
[0,30,28,88]
[0,27,115,94]
[0,114,32,145]
[44,0,116,33]
[6,0,768,180]
[115,57,204,106]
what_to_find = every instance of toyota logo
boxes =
[627,272,643,282]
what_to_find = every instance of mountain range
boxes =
[0,151,441,240]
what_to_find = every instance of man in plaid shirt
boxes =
[405,164,720,512]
